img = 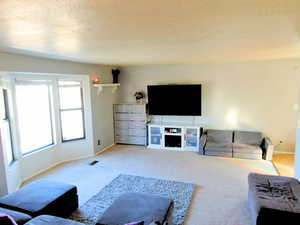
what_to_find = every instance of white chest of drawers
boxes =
[114,103,147,145]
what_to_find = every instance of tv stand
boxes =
[147,122,203,152]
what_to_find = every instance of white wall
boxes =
[89,68,118,153]
[0,52,116,194]
[295,90,300,180]
[295,129,300,180]
[118,59,300,153]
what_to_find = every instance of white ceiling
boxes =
[0,0,300,65]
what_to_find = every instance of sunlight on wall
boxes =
[225,108,239,129]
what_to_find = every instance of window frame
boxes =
[1,89,15,165]
[14,80,55,155]
[9,72,89,157]
[58,80,86,142]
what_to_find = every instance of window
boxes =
[58,81,85,141]
[0,89,14,164]
[15,80,54,154]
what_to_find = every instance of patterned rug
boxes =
[69,174,196,225]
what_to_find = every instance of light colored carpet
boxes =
[25,145,277,225]
[70,174,195,225]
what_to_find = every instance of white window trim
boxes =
[9,72,90,157]
[0,88,15,165]
[58,80,86,142]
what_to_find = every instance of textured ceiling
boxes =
[0,0,300,65]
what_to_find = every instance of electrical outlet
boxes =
[279,140,283,144]
[97,139,101,145]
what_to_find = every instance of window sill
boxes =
[8,160,17,167]
[22,144,55,158]
[62,137,86,143]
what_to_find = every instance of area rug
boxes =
[69,174,196,225]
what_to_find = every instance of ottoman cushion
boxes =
[0,207,32,225]
[0,180,78,217]
[248,173,300,225]
[24,215,84,225]
[97,193,173,225]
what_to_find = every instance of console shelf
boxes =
[147,123,203,152]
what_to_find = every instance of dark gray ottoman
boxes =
[24,215,84,225]
[248,173,300,225]
[97,193,173,225]
[0,179,78,218]
[0,207,32,225]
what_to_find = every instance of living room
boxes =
[1,1,300,225]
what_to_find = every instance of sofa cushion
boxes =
[206,130,233,143]
[0,213,18,225]
[0,179,78,217]
[0,207,32,225]
[233,152,262,160]
[96,193,173,225]
[24,215,84,225]
[205,142,233,152]
[234,131,262,145]
[233,143,262,154]
[205,151,233,158]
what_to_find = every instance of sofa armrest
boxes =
[262,137,274,160]
[199,134,207,155]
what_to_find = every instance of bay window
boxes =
[12,75,86,156]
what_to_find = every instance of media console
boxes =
[147,122,203,152]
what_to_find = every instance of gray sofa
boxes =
[200,129,274,160]
[248,173,300,225]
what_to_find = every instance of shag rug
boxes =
[69,174,196,225]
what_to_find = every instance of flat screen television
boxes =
[147,84,202,116]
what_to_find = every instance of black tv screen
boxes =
[147,84,202,116]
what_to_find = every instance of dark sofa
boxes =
[248,173,300,225]
[1,180,173,225]
[0,179,79,225]
[24,215,85,225]
[97,193,173,225]
[0,207,32,225]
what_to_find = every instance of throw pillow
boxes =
[125,221,144,225]
[0,213,18,225]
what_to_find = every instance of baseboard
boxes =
[21,145,116,186]
[21,161,62,187]
[96,144,115,155]
[21,152,95,187]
